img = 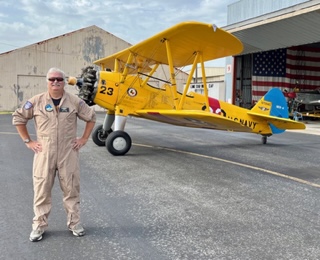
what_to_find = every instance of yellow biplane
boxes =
[69,21,305,156]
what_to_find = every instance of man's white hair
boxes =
[46,67,67,83]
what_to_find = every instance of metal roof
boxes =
[223,1,320,55]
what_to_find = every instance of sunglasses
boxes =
[48,77,64,82]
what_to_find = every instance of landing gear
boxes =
[92,124,113,146]
[261,136,267,144]
[106,131,132,156]
[93,113,132,155]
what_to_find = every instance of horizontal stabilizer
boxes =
[247,112,306,130]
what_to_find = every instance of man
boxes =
[12,67,96,242]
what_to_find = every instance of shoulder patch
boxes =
[24,101,33,110]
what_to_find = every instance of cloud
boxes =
[0,0,235,53]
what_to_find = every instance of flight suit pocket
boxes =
[34,108,49,118]
[34,108,51,130]
[33,151,49,178]
[58,170,80,195]
[61,108,76,121]
[60,109,77,131]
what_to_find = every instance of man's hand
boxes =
[72,137,88,151]
[26,141,42,154]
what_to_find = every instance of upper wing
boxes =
[135,109,252,132]
[94,21,243,71]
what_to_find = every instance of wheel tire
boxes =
[261,136,267,144]
[92,125,113,146]
[106,131,132,156]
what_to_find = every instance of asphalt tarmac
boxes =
[1,113,320,260]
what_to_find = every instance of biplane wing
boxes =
[93,21,243,72]
[136,110,252,132]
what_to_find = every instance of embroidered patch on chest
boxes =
[59,107,69,112]
[45,104,54,112]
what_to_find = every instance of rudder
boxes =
[251,88,289,134]
[263,88,289,118]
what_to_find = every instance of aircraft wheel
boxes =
[106,131,132,156]
[92,124,113,146]
[261,136,267,144]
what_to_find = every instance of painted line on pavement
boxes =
[134,143,320,189]
[0,132,20,135]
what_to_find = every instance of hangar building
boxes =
[224,0,320,115]
[0,26,132,111]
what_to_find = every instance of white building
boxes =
[224,0,320,108]
[186,67,226,100]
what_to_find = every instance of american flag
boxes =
[252,46,320,101]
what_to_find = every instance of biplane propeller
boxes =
[69,21,305,156]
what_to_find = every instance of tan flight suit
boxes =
[12,91,96,231]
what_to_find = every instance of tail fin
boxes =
[251,88,288,118]
[249,88,305,134]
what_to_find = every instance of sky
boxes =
[0,0,237,66]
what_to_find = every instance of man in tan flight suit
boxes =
[12,67,96,242]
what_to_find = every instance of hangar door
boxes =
[235,54,252,108]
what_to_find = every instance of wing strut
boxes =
[178,52,200,110]
[177,52,209,112]
[114,59,119,72]
[120,52,133,83]
[163,39,179,109]
[200,54,209,112]
[140,63,161,87]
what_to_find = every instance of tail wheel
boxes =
[106,131,132,156]
[261,136,267,144]
[92,124,113,146]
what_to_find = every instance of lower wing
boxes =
[136,110,252,132]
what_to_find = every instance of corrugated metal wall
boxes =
[227,0,308,24]
[227,0,310,25]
